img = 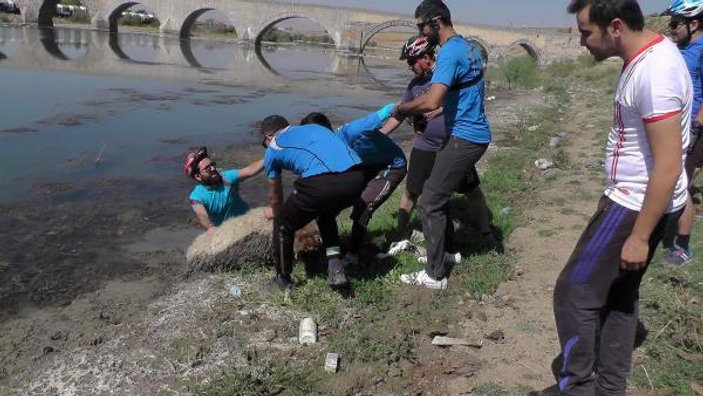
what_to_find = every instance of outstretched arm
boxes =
[394,84,447,116]
[620,115,683,270]
[238,159,264,180]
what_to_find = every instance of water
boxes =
[0,25,412,317]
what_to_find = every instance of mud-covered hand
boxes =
[620,235,649,271]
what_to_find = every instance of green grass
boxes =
[630,218,703,395]
[197,56,647,395]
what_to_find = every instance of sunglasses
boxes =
[417,16,441,31]
[669,20,686,30]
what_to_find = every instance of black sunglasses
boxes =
[417,16,440,31]
[669,20,686,30]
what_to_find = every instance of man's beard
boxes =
[425,29,440,46]
[201,171,222,186]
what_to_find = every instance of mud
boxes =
[0,85,545,394]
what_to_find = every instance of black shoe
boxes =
[272,273,296,290]
[526,385,561,396]
[327,265,348,287]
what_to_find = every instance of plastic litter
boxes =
[535,158,555,170]
[324,352,339,373]
[228,285,242,298]
[299,317,317,345]
[500,206,514,215]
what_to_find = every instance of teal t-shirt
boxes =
[189,169,249,226]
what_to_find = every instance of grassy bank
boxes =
[197,59,581,395]
[198,56,701,394]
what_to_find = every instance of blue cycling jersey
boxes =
[264,124,361,179]
[189,169,249,226]
[431,35,492,144]
[337,111,406,168]
[679,37,703,119]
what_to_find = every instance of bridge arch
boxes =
[179,8,238,40]
[501,39,541,62]
[360,19,415,54]
[253,13,339,48]
[106,2,139,33]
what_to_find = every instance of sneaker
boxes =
[271,274,296,290]
[664,245,693,266]
[399,269,447,290]
[388,239,412,256]
[328,265,348,287]
[418,251,462,264]
[343,252,359,265]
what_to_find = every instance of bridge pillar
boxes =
[159,17,180,36]
[18,0,40,24]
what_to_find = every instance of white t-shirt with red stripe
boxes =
[605,35,692,213]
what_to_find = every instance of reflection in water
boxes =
[39,27,90,61]
[180,38,237,70]
[2,26,408,88]
[0,50,6,60]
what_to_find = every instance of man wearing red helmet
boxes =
[382,35,499,257]
[184,147,264,233]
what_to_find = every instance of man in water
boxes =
[184,146,264,233]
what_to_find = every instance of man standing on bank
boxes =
[551,1,691,395]
[393,0,492,290]
[663,0,703,266]
[260,115,367,289]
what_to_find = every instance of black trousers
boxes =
[553,196,682,396]
[418,137,487,280]
[273,169,366,275]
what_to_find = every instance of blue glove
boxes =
[376,103,396,122]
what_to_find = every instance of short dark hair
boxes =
[415,0,452,26]
[300,112,333,131]
[260,115,289,136]
[567,0,644,31]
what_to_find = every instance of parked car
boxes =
[56,4,72,17]
[0,1,20,14]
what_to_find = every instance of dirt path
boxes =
[465,81,615,393]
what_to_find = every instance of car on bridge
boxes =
[0,0,20,14]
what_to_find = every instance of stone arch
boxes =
[37,0,59,27]
[502,39,541,62]
[106,2,140,33]
[179,8,237,40]
[253,13,339,48]
[359,19,415,54]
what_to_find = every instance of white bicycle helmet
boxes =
[666,0,703,18]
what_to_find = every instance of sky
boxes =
[287,0,671,28]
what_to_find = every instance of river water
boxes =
[0,25,413,318]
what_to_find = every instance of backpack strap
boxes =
[448,36,484,92]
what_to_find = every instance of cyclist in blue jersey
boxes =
[393,0,494,290]
[382,35,500,258]
[301,104,407,264]
[260,115,367,289]
[663,0,703,265]
[184,146,264,233]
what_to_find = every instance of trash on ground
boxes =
[549,137,561,148]
[500,206,514,215]
[324,352,339,373]
[486,95,496,101]
[535,158,555,170]
[431,336,483,348]
[527,125,539,132]
[299,317,317,345]
[485,330,505,343]
[228,285,242,298]
[585,159,605,169]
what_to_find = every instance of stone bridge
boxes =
[14,0,581,63]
